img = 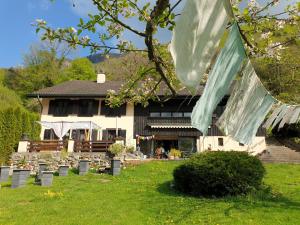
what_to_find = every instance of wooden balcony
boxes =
[74,140,115,152]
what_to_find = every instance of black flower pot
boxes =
[79,160,90,175]
[111,159,121,176]
[11,169,30,188]
[58,165,69,176]
[41,171,54,187]
[0,166,10,182]
[38,163,48,180]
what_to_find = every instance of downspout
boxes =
[37,94,43,115]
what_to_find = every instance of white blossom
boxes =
[70,27,77,33]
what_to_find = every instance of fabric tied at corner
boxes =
[216,59,276,145]
[191,23,246,135]
[170,0,232,91]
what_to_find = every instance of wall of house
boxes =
[198,136,266,155]
[40,98,135,147]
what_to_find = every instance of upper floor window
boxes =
[48,99,99,117]
[149,111,191,118]
[100,102,126,117]
[150,112,160,117]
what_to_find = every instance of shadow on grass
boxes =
[157,180,300,216]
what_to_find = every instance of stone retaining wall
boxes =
[10,152,109,175]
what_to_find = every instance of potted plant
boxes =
[41,171,54,187]
[168,149,182,160]
[108,143,125,176]
[0,166,10,183]
[79,160,90,175]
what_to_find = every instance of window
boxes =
[48,99,70,116]
[218,138,224,146]
[239,143,245,146]
[101,102,126,117]
[44,129,58,140]
[178,137,197,155]
[78,99,99,117]
[150,112,160,117]
[161,112,172,117]
[183,112,192,118]
[102,129,126,141]
[172,112,183,117]
[48,99,98,117]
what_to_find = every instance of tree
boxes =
[57,58,96,83]
[35,0,299,106]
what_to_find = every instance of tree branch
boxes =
[92,0,147,37]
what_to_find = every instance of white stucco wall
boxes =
[40,98,135,147]
[198,136,266,155]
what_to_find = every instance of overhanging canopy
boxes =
[37,121,101,140]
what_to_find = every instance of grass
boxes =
[0,162,300,225]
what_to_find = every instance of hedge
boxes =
[0,107,40,164]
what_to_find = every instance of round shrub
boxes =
[173,151,265,197]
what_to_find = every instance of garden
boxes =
[0,160,300,225]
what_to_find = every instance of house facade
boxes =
[29,74,267,156]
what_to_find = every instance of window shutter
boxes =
[102,130,108,140]
[119,129,126,139]
[48,100,55,115]
[92,100,99,115]
[44,129,51,140]
[92,129,98,141]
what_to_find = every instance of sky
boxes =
[0,0,294,68]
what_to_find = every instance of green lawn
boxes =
[0,162,300,225]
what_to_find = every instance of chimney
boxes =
[97,73,106,83]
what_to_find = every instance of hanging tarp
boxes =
[191,23,246,134]
[38,121,101,140]
[170,0,232,90]
[264,104,300,130]
[216,59,276,144]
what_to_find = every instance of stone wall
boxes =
[10,152,110,175]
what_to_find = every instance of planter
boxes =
[58,165,69,176]
[11,169,30,188]
[41,171,54,187]
[0,166,10,182]
[79,160,90,175]
[38,163,48,180]
[174,156,180,160]
[168,156,175,160]
[111,159,121,176]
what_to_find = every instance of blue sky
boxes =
[0,0,294,68]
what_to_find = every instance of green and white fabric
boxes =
[170,0,232,90]
[216,59,276,145]
[191,23,246,135]
[264,105,300,130]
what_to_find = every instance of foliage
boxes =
[168,148,181,158]
[173,151,265,197]
[108,143,125,156]
[125,145,135,153]
[57,58,96,83]
[34,0,300,106]
[0,162,300,224]
[0,107,40,164]
[0,85,23,110]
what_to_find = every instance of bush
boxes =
[173,151,265,197]
[108,143,125,157]
[168,148,182,158]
